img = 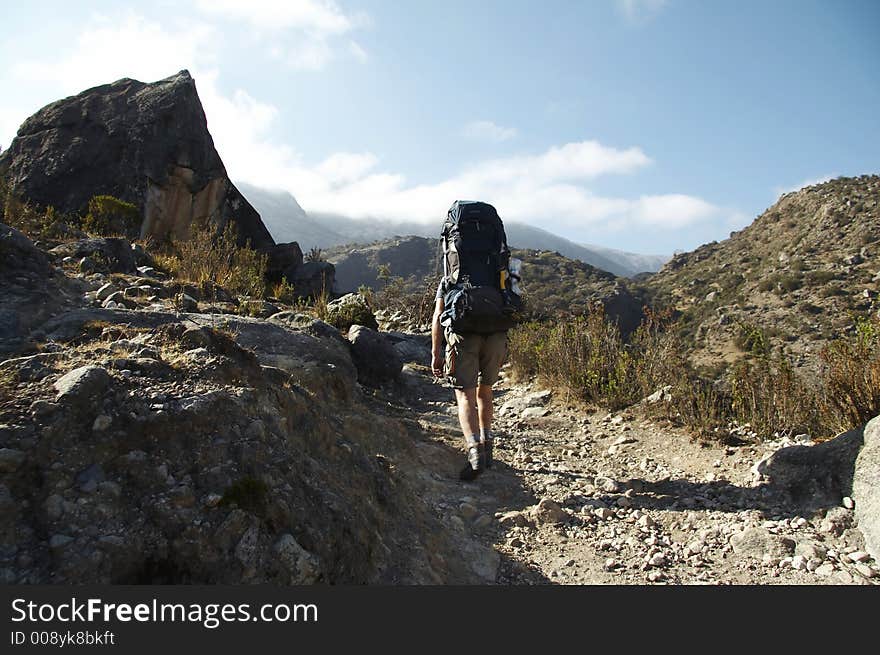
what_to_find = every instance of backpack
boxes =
[439,200,523,334]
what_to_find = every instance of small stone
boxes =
[0,448,26,473]
[616,496,632,508]
[459,502,478,521]
[49,534,74,549]
[647,570,666,582]
[594,508,615,520]
[638,515,655,529]
[688,540,705,556]
[522,407,550,418]
[53,365,110,404]
[842,497,855,510]
[847,551,870,563]
[92,415,112,432]
[814,563,835,577]
[853,564,876,579]
[204,493,223,508]
[534,498,567,524]
[791,555,806,570]
[474,515,493,530]
[595,476,620,493]
[96,283,116,301]
[246,420,266,439]
[498,510,531,528]
[44,494,64,520]
[604,558,618,571]
[649,553,666,567]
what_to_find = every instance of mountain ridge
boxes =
[239,183,670,278]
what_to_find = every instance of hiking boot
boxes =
[459,445,483,481]
[482,438,493,469]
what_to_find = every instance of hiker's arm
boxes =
[431,297,444,377]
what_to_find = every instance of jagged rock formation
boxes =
[640,175,880,368]
[0,72,339,296]
[0,71,273,250]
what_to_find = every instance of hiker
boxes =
[431,201,522,481]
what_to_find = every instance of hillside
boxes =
[639,175,880,369]
[323,237,647,335]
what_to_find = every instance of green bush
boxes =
[82,195,141,238]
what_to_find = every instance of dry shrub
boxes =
[1,177,72,243]
[728,356,821,439]
[373,272,441,327]
[819,315,880,432]
[157,218,267,298]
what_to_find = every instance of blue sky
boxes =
[1,1,878,254]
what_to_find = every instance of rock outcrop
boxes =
[0,70,273,251]
[854,416,880,561]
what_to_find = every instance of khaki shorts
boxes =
[444,331,508,390]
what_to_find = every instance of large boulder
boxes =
[285,261,335,298]
[0,70,274,250]
[347,325,402,386]
[326,293,377,331]
[853,416,880,561]
[49,238,137,274]
[266,242,303,283]
[756,423,865,510]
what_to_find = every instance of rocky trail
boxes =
[374,360,880,586]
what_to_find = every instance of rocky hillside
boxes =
[639,176,880,369]
[326,236,440,294]
[0,222,499,584]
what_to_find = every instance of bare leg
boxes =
[454,387,479,446]
[454,387,483,479]
[476,384,493,431]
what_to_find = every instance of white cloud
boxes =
[13,13,214,94]
[618,0,668,21]
[349,40,368,62]
[193,0,368,70]
[195,0,354,33]
[463,120,518,142]
[773,173,838,198]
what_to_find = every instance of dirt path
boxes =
[390,362,879,585]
